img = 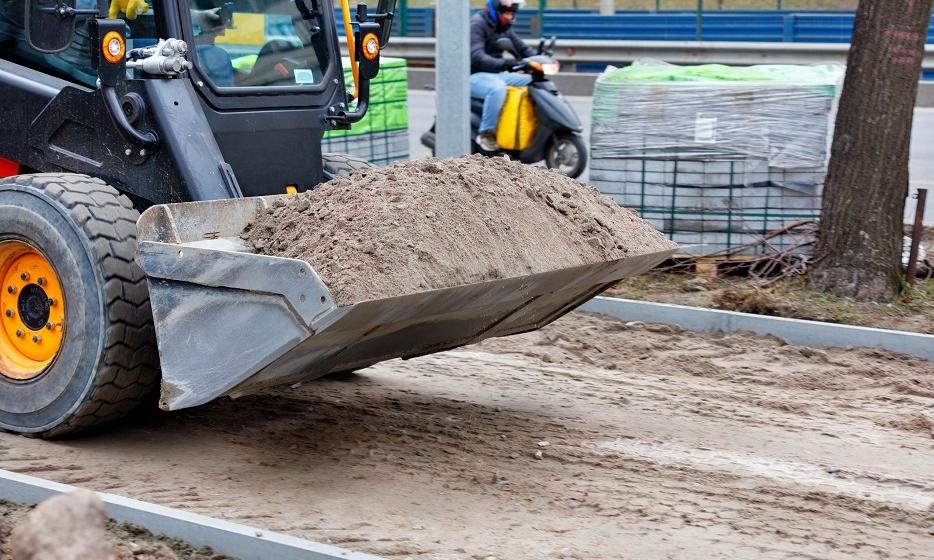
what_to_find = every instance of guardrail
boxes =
[383,38,934,73]
[376,8,934,43]
[540,12,934,42]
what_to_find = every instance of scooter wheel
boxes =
[545,133,588,179]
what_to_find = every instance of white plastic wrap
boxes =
[589,61,845,256]
[590,60,845,193]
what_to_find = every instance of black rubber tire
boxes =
[322,153,375,178]
[544,132,588,179]
[0,174,159,437]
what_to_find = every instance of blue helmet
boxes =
[485,0,524,31]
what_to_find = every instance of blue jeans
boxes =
[470,72,533,133]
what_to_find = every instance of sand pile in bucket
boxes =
[241,155,676,305]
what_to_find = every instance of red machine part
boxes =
[0,157,19,178]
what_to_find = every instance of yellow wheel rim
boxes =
[0,241,66,380]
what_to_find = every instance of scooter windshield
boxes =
[189,0,329,89]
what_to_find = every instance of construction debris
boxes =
[242,155,676,305]
[9,490,115,560]
[0,496,230,560]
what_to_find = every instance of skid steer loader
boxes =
[0,0,674,437]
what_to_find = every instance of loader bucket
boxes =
[136,197,675,411]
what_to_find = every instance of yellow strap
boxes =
[339,0,359,100]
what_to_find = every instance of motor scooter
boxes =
[420,37,588,179]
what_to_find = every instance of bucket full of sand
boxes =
[136,155,676,412]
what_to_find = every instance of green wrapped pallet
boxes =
[324,56,409,140]
[590,60,845,256]
[598,61,845,84]
[222,29,408,160]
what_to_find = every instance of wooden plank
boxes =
[695,260,719,279]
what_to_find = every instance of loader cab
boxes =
[0,0,393,202]
[168,0,350,193]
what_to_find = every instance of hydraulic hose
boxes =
[339,0,359,100]
[98,80,159,148]
[336,76,369,124]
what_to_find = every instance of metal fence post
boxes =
[538,0,547,36]
[782,13,794,42]
[907,188,928,284]
[695,0,702,41]
[435,0,471,158]
[399,0,408,36]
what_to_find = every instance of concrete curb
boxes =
[580,297,934,361]
[0,469,384,560]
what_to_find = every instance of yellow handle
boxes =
[339,0,359,100]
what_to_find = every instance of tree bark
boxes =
[809,0,933,301]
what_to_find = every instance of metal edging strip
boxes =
[0,469,386,560]
[580,296,934,361]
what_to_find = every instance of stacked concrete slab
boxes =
[590,61,844,255]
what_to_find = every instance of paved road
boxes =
[407,90,934,224]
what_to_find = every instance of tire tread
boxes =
[3,173,158,437]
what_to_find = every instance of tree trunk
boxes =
[809,0,933,301]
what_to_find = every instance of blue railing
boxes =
[380,8,934,44]
[335,9,534,38]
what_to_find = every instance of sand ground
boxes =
[0,312,931,559]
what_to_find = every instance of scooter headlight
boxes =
[541,61,560,76]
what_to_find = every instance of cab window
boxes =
[189,0,329,89]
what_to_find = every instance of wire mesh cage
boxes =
[589,60,844,256]
[321,57,410,166]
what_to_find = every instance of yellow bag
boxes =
[496,86,537,151]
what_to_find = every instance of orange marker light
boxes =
[102,31,125,64]
[361,32,380,61]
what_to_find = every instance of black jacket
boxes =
[470,11,535,74]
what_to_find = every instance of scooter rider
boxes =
[470,0,542,152]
